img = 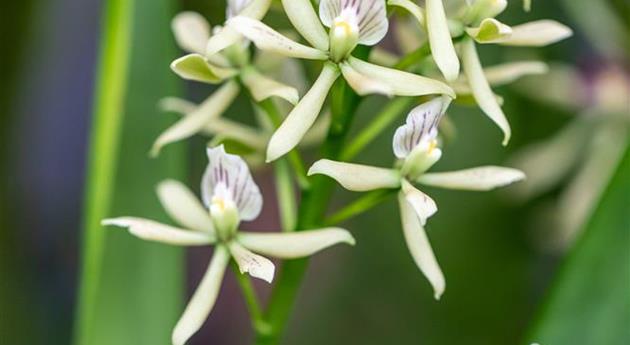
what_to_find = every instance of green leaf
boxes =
[74,0,187,344]
[527,143,630,345]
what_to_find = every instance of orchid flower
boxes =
[308,97,525,298]
[212,0,455,162]
[151,0,300,156]
[390,0,572,145]
[510,65,629,249]
[102,146,355,345]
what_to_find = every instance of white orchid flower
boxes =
[103,146,355,345]
[152,2,300,156]
[308,97,525,298]
[390,0,572,146]
[213,0,455,162]
[509,65,629,250]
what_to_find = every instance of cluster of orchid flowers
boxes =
[102,0,572,344]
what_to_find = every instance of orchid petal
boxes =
[237,0,272,19]
[157,180,214,233]
[227,16,328,60]
[452,61,548,94]
[159,97,198,114]
[206,26,243,57]
[266,63,340,162]
[498,20,572,47]
[417,166,526,191]
[347,57,455,97]
[172,12,211,55]
[241,66,299,105]
[204,118,269,148]
[340,61,393,96]
[308,159,401,192]
[227,0,252,19]
[393,97,449,159]
[203,146,263,221]
[151,81,240,156]
[172,246,229,345]
[237,228,355,259]
[282,0,329,51]
[228,241,275,283]
[466,18,513,44]
[398,192,445,300]
[388,0,425,27]
[170,54,237,84]
[461,39,511,145]
[320,0,389,45]
[426,0,460,81]
[102,217,214,245]
[463,0,507,25]
[401,180,437,225]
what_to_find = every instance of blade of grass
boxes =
[74,0,186,344]
[527,143,630,345]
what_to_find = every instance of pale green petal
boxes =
[172,12,211,54]
[172,247,229,345]
[523,0,531,12]
[238,0,272,19]
[398,192,445,300]
[241,66,299,105]
[206,26,242,57]
[237,228,355,259]
[347,57,455,97]
[308,159,401,192]
[300,111,331,147]
[401,179,437,225]
[388,0,425,27]
[101,217,214,246]
[452,61,548,94]
[417,166,525,191]
[157,180,214,233]
[426,0,460,81]
[204,118,269,148]
[466,18,513,43]
[227,16,328,60]
[340,61,393,96]
[282,0,329,51]
[461,39,511,145]
[228,241,275,283]
[463,0,507,25]
[158,97,198,114]
[266,63,339,162]
[498,20,572,47]
[151,81,240,156]
[170,54,237,84]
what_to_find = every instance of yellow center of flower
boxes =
[212,196,227,212]
[427,139,438,155]
[334,19,354,37]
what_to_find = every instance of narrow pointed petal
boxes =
[241,66,299,105]
[340,61,393,96]
[498,20,572,47]
[426,0,460,81]
[388,0,425,27]
[452,61,548,94]
[228,241,275,283]
[347,57,455,97]
[237,0,272,19]
[417,166,526,191]
[461,39,511,145]
[172,246,230,345]
[151,81,240,156]
[308,159,401,192]
[466,18,513,44]
[398,192,445,300]
[401,180,437,225]
[159,97,198,114]
[282,0,329,51]
[227,16,328,60]
[172,12,211,54]
[266,63,340,162]
[301,111,331,147]
[203,145,263,221]
[320,0,389,45]
[206,26,242,57]
[238,228,355,259]
[204,118,269,148]
[102,217,214,245]
[170,54,237,84]
[157,180,214,233]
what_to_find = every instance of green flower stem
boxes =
[231,261,271,336]
[394,42,431,71]
[325,189,397,226]
[74,0,133,343]
[274,157,297,232]
[340,97,415,161]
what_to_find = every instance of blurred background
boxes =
[0,1,628,345]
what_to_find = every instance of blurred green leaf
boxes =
[74,0,186,344]
[528,143,630,345]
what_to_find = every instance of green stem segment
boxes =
[325,189,397,226]
[231,262,272,336]
[74,0,133,343]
